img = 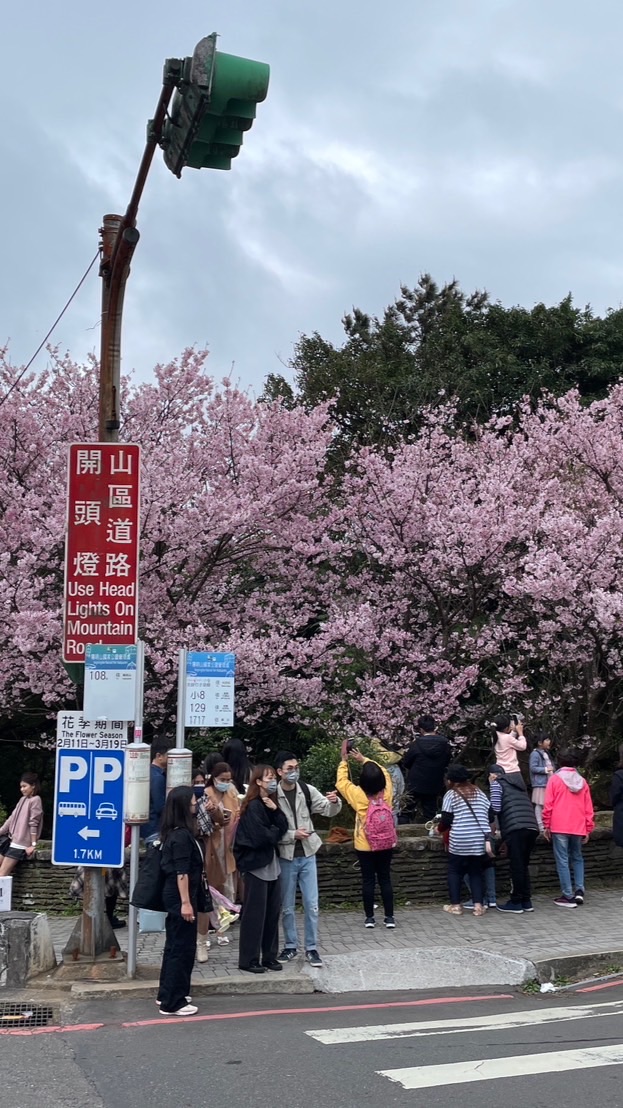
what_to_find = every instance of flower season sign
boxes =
[63,444,140,662]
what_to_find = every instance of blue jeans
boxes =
[551,833,585,898]
[280,854,319,951]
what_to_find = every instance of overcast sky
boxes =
[3,0,623,394]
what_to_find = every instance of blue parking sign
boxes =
[52,713,127,868]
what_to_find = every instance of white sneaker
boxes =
[155,996,191,1006]
[196,940,209,963]
[159,1004,198,1017]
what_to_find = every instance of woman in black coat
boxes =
[233,764,288,974]
[403,716,451,822]
[157,786,209,1017]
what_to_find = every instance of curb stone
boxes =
[533,948,623,985]
[69,971,315,999]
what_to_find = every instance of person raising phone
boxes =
[493,714,527,776]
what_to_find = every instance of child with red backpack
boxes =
[336,741,397,929]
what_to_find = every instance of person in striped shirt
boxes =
[438,765,495,917]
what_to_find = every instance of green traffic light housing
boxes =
[159,34,270,176]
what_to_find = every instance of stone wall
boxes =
[317,828,623,905]
[10,829,623,913]
[12,850,76,914]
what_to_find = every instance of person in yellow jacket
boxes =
[336,740,396,929]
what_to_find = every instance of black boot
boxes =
[105,894,126,929]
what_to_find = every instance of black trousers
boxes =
[505,828,538,904]
[238,872,281,968]
[356,849,394,918]
[158,908,197,1012]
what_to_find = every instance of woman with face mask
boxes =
[157,786,207,1016]
[233,765,289,974]
[195,761,241,959]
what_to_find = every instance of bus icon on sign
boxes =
[58,801,87,817]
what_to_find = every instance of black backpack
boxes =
[130,841,165,912]
[300,780,313,822]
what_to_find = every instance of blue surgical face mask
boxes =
[214,781,230,793]
[285,771,300,784]
[264,779,278,794]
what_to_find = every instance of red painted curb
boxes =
[0,993,514,1036]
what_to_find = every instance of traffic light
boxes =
[159,34,270,177]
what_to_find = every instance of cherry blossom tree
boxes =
[306,390,623,756]
[0,349,337,744]
[2,346,623,762]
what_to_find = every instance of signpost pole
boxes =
[127,639,145,978]
[56,716,127,961]
[176,647,187,749]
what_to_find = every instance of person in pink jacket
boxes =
[0,773,43,877]
[542,749,594,908]
[493,714,527,775]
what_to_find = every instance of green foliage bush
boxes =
[301,737,392,794]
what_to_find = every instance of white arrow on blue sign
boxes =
[52,712,127,868]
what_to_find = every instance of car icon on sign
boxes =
[95,802,118,820]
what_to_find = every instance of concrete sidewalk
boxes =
[44,887,623,995]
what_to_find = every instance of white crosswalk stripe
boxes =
[305,996,623,1045]
[305,996,623,1091]
[380,1045,623,1090]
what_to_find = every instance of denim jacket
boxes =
[529,748,553,788]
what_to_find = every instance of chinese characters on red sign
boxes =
[63,444,140,662]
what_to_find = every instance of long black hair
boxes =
[203,751,223,778]
[160,786,196,842]
[221,739,252,794]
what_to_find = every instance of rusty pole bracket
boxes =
[98,66,180,443]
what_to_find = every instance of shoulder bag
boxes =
[458,792,505,859]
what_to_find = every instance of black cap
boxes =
[445,764,471,783]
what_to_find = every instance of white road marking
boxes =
[380,1044,623,1089]
[305,997,623,1044]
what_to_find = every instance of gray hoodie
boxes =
[557,768,585,793]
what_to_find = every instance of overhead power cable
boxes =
[0,250,100,407]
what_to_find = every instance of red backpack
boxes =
[365,794,397,851]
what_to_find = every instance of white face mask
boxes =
[285,770,300,784]
[264,780,278,794]
[214,781,230,793]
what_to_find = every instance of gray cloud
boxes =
[3,0,623,394]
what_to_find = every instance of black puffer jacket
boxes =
[496,773,539,837]
[233,796,288,874]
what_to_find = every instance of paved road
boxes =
[4,984,623,1107]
